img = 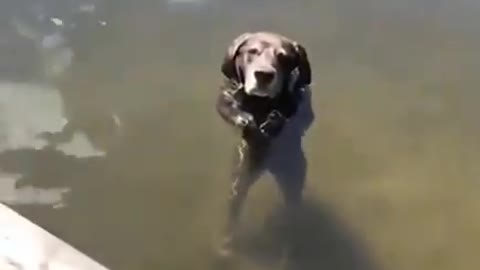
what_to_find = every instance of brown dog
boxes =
[222,32,311,98]
[216,31,313,256]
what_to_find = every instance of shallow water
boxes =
[1,0,479,269]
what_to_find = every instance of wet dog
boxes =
[216,31,313,255]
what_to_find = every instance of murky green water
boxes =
[1,0,480,269]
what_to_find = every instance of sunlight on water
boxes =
[0,82,65,151]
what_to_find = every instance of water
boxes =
[1,0,479,269]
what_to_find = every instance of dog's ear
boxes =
[221,32,252,81]
[293,42,312,87]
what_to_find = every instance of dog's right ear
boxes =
[221,32,252,82]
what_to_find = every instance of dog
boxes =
[215,31,313,255]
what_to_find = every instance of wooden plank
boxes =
[0,203,109,270]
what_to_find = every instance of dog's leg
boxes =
[267,150,307,264]
[267,146,307,227]
[220,139,269,255]
[274,156,306,209]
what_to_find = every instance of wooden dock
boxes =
[0,203,109,270]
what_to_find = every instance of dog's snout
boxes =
[254,71,275,84]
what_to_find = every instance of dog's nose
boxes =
[254,71,275,84]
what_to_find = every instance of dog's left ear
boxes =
[293,42,312,87]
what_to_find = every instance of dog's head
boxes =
[221,32,311,98]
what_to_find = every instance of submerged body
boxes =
[215,31,313,256]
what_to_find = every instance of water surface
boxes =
[1,0,479,269]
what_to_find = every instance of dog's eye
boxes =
[247,48,259,55]
[277,51,290,63]
[276,51,289,61]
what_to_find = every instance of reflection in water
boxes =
[0,81,111,208]
[0,82,65,151]
[0,0,479,269]
[0,172,69,207]
[0,81,115,156]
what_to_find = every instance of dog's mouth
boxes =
[245,87,271,97]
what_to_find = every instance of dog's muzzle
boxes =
[244,71,279,98]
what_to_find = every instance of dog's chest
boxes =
[238,95,280,125]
